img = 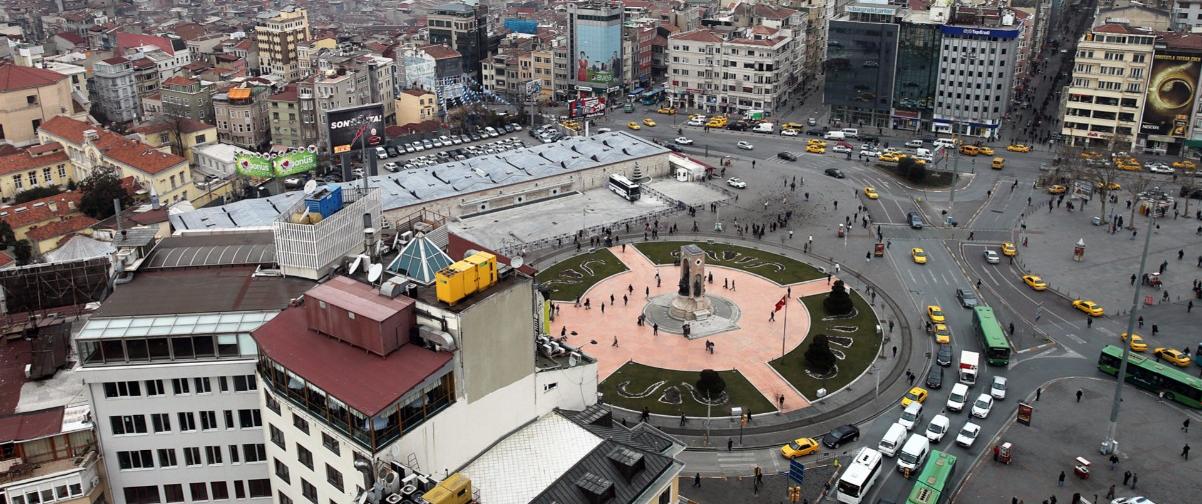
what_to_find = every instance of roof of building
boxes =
[1094,23,1137,34]
[269,85,299,101]
[401,88,433,97]
[93,265,313,317]
[26,215,98,243]
[251,300,454,416]
[1159,31,1202,49]
[749,3,798,20]
[0,407,64,443]
[0,63,68,92]
[386,234,453,284]
[39,116,187,175]
[101,56,129,65]
[306,276,415,322]
[162,75,200,87]
[421,44,462,59]
[44,235,116,263]
[0,192,83,230]
[142,231,276,269]
[116,32,176,56]
[54,31,86,45]
[0,150,69,176]
[131,57,156,69]
[670,29,724,44]
[0,339,30,414]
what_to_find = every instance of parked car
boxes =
[383,162,399,172]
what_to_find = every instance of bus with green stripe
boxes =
[1097,344,1202,409]
[906,450,957,504]
[972,306,1010,366]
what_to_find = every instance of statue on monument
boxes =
[678,260,690,296]
[668,244,715,324]
[692,275,703,298]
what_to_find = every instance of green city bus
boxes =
[1097,345,1202,409]
[972,306,1010,366]
[906,450,957,504]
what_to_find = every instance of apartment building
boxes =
[213,83,272,151]
[1060,23,1156,151]
[666,28,792,114]
[394,89,437,126]
[161,76,215,125]
[76,265,314,504]
[268,84,316,149]
[0,406,106,504]
[130,58,161,103]
[0,63,84,147]
[1172,0,1202,30]
[91,56,141,125]
[310,68,377,153]
[255,7,312,81]
[1140,31,1202,154]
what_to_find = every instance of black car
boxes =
[1181,187,1202,200]
[925,366,944,390]
[860,135,880,144]
[956,288,979,308]
[822,424,860,449]
[778,152,798,161]
[504,124,515,133]
[806,128,826,137]
[824,168,845,178]
[471,132,483,141]
[936,344,953,367]
[727,122,749,131]
[385,145,401,157]
[664,143,682,152]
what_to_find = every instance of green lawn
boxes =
[635,241,824,285]
[599,362,775,417]
[770,291,881,399]
[535,248,629,301]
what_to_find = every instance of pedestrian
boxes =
[612,336,618,347]
[1131,273,1137,286]
[1153,324,1159,336]
[889,320,895,332]
[770,310,775,322]
[892,345,897,358]
[728,438,733,451]
[731,280,735,291]
[1076,389,1083,402]
[866,251,871,262]
[778,394,785,410]
[1123,470,1132,486]
[1184,418,1191,433]
[1138,316,1144,328]
[977,279,982,289]
[1132,473,1138,489]
[1087,317,1092,328]
[1107,484,1116,500]
[1185,444,1192,459]
[561,326,567,337]
[601,303,605,314]
[1058,470,1065,487]
[623,294,628,306]
[641,406,650,423]
[693,473,701,487]
[680,413,687,426]
[1009,322,1015,336]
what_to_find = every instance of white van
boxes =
[934,138,956,149]
[896,433,931,474]
[946,383,969,412]
[841,128,859,138]
[878,423,908,457]
[753,122,775,133]
[898,402,923,431]
[824,130,847,140]
[915,148,931,158]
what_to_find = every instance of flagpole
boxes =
[781,294,789,358]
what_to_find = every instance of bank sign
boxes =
[939,26,1019,40]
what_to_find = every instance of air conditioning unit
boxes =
[385,495,404,504]
[116,249,133,267]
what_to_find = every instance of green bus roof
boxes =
[1100,345,1202,388]
[973,306,1008,349]
[907,450,957,504]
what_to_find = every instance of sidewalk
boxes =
[678,465,837,504]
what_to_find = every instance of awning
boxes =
[1185,139,1202,148]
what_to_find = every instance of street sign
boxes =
[787,459,805,484]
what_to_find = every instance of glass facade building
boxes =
[824,19,899,128]
[893,22,942,131]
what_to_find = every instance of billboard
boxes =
[1141,51,1202,138]
[574,20,622,84]
[504,18,538,35]
[235,152,273,178]
[568,96,607,118]
[273,150,318,176]
[327,104,386,155]
[235,148,318,178]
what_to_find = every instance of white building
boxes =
[666,27,794,114]
[931,18,1022,139]
[91,56,141,124]
[193,142,254,179]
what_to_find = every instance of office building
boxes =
[1140,31,1202,154]
[255,7,312,81]
[427,3,489,83]
[667,27,793,114]
[91,56,142,125]
[1060,23,1155,151]
[930,7,1023,139]
[568,1,625,97]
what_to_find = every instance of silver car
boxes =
[983,250,1000,264]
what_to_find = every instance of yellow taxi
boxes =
[707,117,728,128]
[1080,150,1103,160]
[933,323,951,344]
[642,118,657,127]
[901,386,929,407]
[1021,274,1047,291]
[864,187,879,199]
[978,146,995,156]
[991,157,1005,170]
[807,139,828,148]
[1154,347,1193,367]
[1120,332,1148,352]
[959,145,980,156]
[1172,159,1197,171]
[1007,144,1032,153]
[780,437,820,459]
[911,247,928,264]
[1048,184,1067,194]
[782,122,805,130]
[879,152,901,163]
[1001,242,1017,256]
[927,305,945,324]
[627,121,641,130]
[806,144,826,154]
[1095,181,1121,191]
[656,106,676,115]
[1072,299,1105,317]
[1116,161,1142,172]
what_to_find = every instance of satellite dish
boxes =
[368,264,383,283]
[511,256,525,269]
[349,255,364,274]
[303,179,318,195]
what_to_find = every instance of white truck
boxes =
[959,350,980,386]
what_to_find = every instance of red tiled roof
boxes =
[421,44,461,59]
[0,253,11,267]
[27,142,62,155]
[252,304,453,416]
[270,85,299,102]
[102,56,129,65]
[39,116,186,175]
[0,63,67,92]
[748,26,780,36]
[729,36,786,47]
[26,215,98,243]
[54,31,86,45]
[131,57,156,69]
[0,150,69,176]
[234,38,255,51]
[401,88,432,97]
[116,32,175,56]
[671,30,724,44]
[1159,31,1202,50]
[172,23,208,41]
[38,115,95,144]
[0,407,63,443]
[750,3,797,19]
[162,75,198,87]
[0,192,82,230]
[1094,23,1135,34]
[0,339,30,415]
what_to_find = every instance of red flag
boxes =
[774,295,787,312]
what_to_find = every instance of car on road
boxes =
[927,305,945,323]
[983,250,1001,264]
[737,141,754,150]
[824,168,845,178]
[656,107,676,115]
[1048,184,1067,194]
[925,366,944,390]
[879,152,902,163]
[627,121,641,130]
[1095,181,1122,191]
[806,128,825,136]
[908,212,924,229]
[933,323,951,344]
[971,394,994,418]
[687,118,705,126]
[905,139,924,148]
[955,422,981,448]
[674,136,693,145]
[832,145,852,154]
[1154,347,1192,367]
[778,151,798,161]
[978,146,995,156]
[860,148,881,157]
[1173,159,1197,170]
[1001,242,1017,256]
[642,118,657,127]
[780,437,820,459]
[1120,332,1147,352]
[1007,144,1032,152]
[901,387,929,407]
[1022,275,1048,291]
[727,177,747,189]
[1148,163,1174,174]
[925,414,950,443]
[990,376,1007,400]
[864,187,879,199]
[1073,299,1105,317]
[936,344,953,367]
[806,144,826,154]
[782,128,800,136]
[807,139,828,147]
[912,248,928,264]
[956,288,979,308]
[822,424,860,448]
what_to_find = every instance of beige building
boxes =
[268,84,313,148]
[1060,23,1156,151]
[395,89,437,126]
[255,6,312,81]
[667,28,793,114]
[531,47,555,103]
[0,142,75,201]
[0,63,87,147]
[132,118,217,168]
[213,83,272,150]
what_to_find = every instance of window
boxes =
[248,479,272,498]
[200,411,218,430]
[274,458,291,483]
[124,486,161,504]
[224,410,234,429]
[233,375,257,391]
[171,378,190,394]
[184,447,202,466]
[12,175,21,189]
[117,449,155,470]
[211,482,229,500]
[26,95,36,105]
[326,464,343,492]
[321,433,340,455]
[158,448,177,467]
[205,445,223,465]
[178,412,197,431]
[239,409,262,428]
[219,376,228,392]
[293,414,310,434]
[104,381,141,398]
[302,480,318,503]
[111,415,147,435]
[190,482,209,501]
[296,444,314,470]
[145,379,165,396]
[279,492,293,504]
[152,413,171,432]
[243,443,267,462]
[195,377,212,393]
[271,425,285,448]
[234,481,246,499]
[164,484,185,503]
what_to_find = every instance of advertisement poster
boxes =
[574,23,622,84]
[1141,51,1202,138]
[568,96,607,118]
[327,104,386,154]
[235,153,273,178]
[273,150,317,177]
[1017,402,1033,426]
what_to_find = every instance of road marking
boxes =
[908,269,918,284]
[1063,332,1086,345]
[928,270,937,283]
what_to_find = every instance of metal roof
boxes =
[93,266,314,317]
[144,231,275,269]
[78,311,277,340]
[386,234,452,284]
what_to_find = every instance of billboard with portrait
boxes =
[235,152,273,178]
[1141,51,1202,138]
[568,96,607,118]
[574,21,622,85]
[327,104,386,154]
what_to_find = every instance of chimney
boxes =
[83,129,99,142]
[48,201,58,212]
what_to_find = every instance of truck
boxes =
[958,350,980,385]
[746,109,766,121]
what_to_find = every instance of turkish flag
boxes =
[774,295,787,312]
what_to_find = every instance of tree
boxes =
[804,334,837,374]
[695,369,726,401]
[898,157,926,182]
[12,240,31,266]
[13,186,63,203]
[0,221,14,250]
[823,279,853,315]
[79,171,131,220]
[1123,174,1153,229]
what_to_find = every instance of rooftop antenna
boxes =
[368,263,383,284]
[303,179,318,195]
[349,255,364,275]
[511,255,525,269]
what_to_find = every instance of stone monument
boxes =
[669,244,714,320]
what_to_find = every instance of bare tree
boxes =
[1123,175,1153,229]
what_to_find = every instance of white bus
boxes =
[608,174,641,201]
[836,447,884,504]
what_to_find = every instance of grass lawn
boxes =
[635,241,823,285]
[599,362,775,417]
[770,291,881,399]
[536,248,628,301]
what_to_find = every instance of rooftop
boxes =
[670,29,725,44]
[306,276,415,322]
[0,192,82,230]
[0,63,67,92]
[0,149,69,176]
[0,407,64,444]
[25,215,98,243]
[141,231,276,269]
[421,44,462,59]
[93,265,313,317]
[39,116,188,175]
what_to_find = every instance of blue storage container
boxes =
[305,185,343,218]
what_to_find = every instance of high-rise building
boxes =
[929,7,1022,139]
[428,2,489,84]
[254,6,312,81]
[824,5,901,130]
[568,1,625,97]
[1060,23,1156,151]
[213,83,272,151]
[92,56,142,125]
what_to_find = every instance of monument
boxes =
[669,244,714,320]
